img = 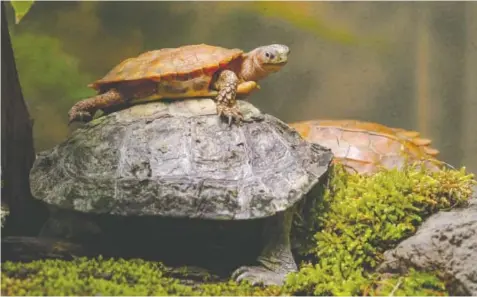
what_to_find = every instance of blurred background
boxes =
[5,1,477,174]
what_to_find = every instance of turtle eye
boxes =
[265,52,275,59]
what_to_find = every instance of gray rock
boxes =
[378,185,477,295]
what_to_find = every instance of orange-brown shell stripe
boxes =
[289,119,442,174]
[290,119,440,155]
[88,44,243,90]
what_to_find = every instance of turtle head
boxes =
[241,44,290,81]
[256,44,290,70]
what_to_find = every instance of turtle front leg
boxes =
[213,70,244,126]
[68,89,127,124]
[231,208,298,286]
[39,207,102,242]
[236,81,260,98]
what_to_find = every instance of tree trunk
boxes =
[1,2,47,236]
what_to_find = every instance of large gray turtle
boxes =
[30,99,333,286]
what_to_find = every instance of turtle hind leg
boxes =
[68,89,126,124]
[213,70,243,126]
[231,208,298,286]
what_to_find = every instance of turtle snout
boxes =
[274,44,290,64]
[283,45,290,56]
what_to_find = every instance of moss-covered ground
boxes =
[1,164,475,296]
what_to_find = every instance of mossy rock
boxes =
[2,164,475,296]
[285,163,475,296]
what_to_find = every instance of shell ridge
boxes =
[188,117,207,218]
[192,179,208,220]
[90,45,245,90]
[261,118,297,213]
[185,116,195,176]
[114,127,132,202]
[299,151,332,199]
[267,119,295,185]
[236,121,258,213]
[31,101,333,220]
[34,148,59,203]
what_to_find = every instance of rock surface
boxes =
[378,185,477,295]
[30,99,333,220]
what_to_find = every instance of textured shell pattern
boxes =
[89,44,244,91]
[289,119,441,175]
[30,100,333,220]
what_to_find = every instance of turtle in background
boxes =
[68,44,290,126]
[31,99,333,286]
[289,119,443,175]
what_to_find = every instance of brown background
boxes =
[5,1,477,174]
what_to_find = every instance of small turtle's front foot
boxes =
[231,265,288,286]
[216,102,244,126]
[214,69,248,126]
[68,111,93,125]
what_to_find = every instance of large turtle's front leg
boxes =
[39,207,102,241]
[213,70,244,126]
[68,89,127,124]
[232,208,298,286]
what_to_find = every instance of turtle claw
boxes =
[216,103,243,126]
[68,111,93,125]
[231,265,286,286]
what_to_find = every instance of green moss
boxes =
[366,269,447,296]
[1,256,283,296]
[284,163,475,296]
[1,164,474,296]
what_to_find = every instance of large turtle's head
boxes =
[241,44,290,81]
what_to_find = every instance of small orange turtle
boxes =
[289,119,443,175]
[68,44,290,125]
